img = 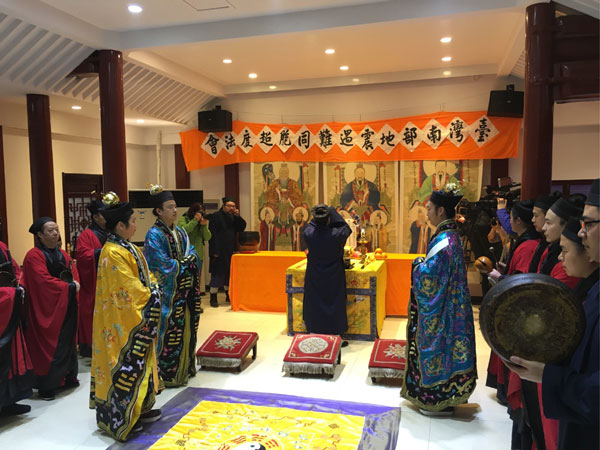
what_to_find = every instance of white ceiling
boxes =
[148,10,523,86]
[0,0,596,125]
[38,0,384,31]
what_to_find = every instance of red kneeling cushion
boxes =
[369,339,407,370]
[196,330,258,360]
[283,334,341,365]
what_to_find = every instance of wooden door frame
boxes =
[62,173,103,255]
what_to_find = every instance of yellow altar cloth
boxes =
[285,259,387,341]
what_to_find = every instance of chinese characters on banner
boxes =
[180,111,519,171]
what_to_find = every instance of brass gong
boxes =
[480,273,585,365]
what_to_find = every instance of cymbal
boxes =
[480,273,585,365]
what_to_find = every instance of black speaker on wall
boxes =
[198,105,232,132]
[487,84,524,118]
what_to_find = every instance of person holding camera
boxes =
[495,197,514,235]
[178,203,211,312]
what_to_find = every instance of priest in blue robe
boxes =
[143,186,200,387]
[401,185,477,414]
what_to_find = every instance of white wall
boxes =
[217,74,515,123]
[552,126,599,180]
[189,165,225,203]
[508,101,600,183]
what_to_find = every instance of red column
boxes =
[27,94,57,220]
[174,144,190,189]
[522,3,555,200]
[98,50,128,201]
[224,163,240,205]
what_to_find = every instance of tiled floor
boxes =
[0,294,512,450]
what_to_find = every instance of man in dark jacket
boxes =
[302,205,351,341]
[207,197,246,307]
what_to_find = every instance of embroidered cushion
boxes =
[368,339,406,380]
[196,330,258,369]
[282,334,342,376]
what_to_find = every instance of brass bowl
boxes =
[239,231,260,253]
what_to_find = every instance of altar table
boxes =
[229,251,421,316]
[285,259,387,341]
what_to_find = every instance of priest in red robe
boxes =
[487,200,545,449]
[75,200,107,357]
[23,217,80,401]
[0,228,35,416]
[486,200,541,406]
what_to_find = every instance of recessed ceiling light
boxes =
[248,73,257,79]
[441,56,452,62]
[325,48,335,55]
[128,4,143,13]
[222,58,232,64]
[269,85,277,90]
[440,37,452,43]
[443,71,451,76]
[339,65,349,71]
[71,105,82,110]
[352,78,360,82]
[136,119,145,124]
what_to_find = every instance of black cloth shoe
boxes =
[341,340,349,348]
[140,409,161,423]
[1,403,31,416]
[131,421,143,433]
[210,293,218,308]
[79,344,92,358]
[39,390,55,401]
[64,376,80,388]
[225,292,230,303]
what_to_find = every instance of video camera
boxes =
[456,180,521,262]
[458,181,521,221]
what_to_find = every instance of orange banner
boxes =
[180,111,521,170]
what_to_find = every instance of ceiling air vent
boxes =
[182,0,232,12]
